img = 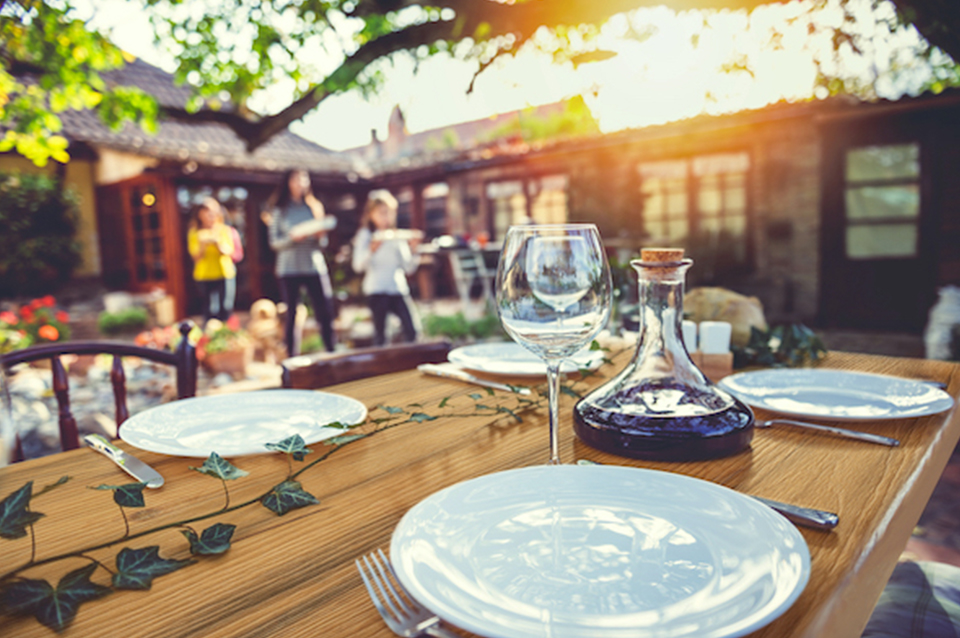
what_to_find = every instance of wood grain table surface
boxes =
[2,350,959,638]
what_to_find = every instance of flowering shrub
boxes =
[0,296,71,353]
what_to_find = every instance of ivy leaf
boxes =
[190,452,249,481]
[260,480,319,516]
[438,396,450,408]
[560,386,582,399]
[380,405,404,414]
[2,563,111,632]
[264,434,313,461]
[181,523,236,556]
[113,546,194,590]
[589,340,610,352]
[0,481,44,540]
[497,406,523,423]
[484,387,495,396]
[34,476,71,498]
[93,483,147,508]
[468,393,483,400]
[408,412,437,423]
[325,433,366,446]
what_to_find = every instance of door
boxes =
[96,174,186,316]
[820,128,937,332]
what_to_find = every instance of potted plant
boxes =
[197,316,251,378]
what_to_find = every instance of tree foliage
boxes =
[1,0,959,167]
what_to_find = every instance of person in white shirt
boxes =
[351,190,421,346]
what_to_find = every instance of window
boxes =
[487,175,570,240]
[844,144,920,259]
[487,180,528,240]
[131,184,166,285]
[637,152,750,264]
[423,182,449,239]
[638,160,688,243]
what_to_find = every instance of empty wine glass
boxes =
[496,224,612,464]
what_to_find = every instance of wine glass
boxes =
[495,224,612,464]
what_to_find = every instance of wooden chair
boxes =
[449,249,494,307]
[281,340,452,390]
[2,321,198,455]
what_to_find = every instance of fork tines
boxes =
[356,548,428,633]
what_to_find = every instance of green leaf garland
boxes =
[112,546,194,590]
[181,523,236,556]
[264,434,313,461]
[2,563,111,632]
[0,482,44,540]
[260,481,319,516]
[190,452,249,481]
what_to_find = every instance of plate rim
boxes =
[717,368,954,422]
[448,341,602,376]
[119,389,368,457]
[391,464,811,638]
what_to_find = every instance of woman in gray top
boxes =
[267,170,336,355]
[351,190,421,346]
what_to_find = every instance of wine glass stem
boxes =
[546,360,562,465]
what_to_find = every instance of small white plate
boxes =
[447,342,603,376]
[120,390,367,457]
[391,465,809,638]
[718,368,954,422]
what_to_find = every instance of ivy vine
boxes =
[0,341,620,633]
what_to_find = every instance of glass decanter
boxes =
[573,247,754,461]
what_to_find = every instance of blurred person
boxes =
[187,198,235,323]
[351,190,421,346]
[266,169,336,356]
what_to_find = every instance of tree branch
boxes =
[166,0,794,151]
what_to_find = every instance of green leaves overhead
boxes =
[112,546,194,590]
[181,523,236,556]
[1,562,111,632]
[93,483,147,508]
[0,482,44,540]
[260,480,318,516]
[191,453,249,481]
[265,434,313,461]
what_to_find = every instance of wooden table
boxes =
[2,351,959,638]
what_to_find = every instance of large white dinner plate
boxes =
[447,342,603,376]
[120,390,367,457]
[718,368,954,422]
[391,465,809,638]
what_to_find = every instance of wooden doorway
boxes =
[819,122,937,332]
[96,174,186,317]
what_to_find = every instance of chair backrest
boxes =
[281,340,452,390]
[1,321,198,454]
[449,249,493,306]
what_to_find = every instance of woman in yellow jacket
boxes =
[187,198,235,323]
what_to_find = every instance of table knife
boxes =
[575,459,838,531]
[84,434,164,488]
[418,363,532,395]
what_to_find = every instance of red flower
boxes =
[226,314,241,332]
[40,295,55,307]
[28,299,42,311]
[0,311,17,325]
[37,325,59,341]
[19,306,34,322]
[55,311,70,323]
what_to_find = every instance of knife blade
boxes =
[84,434,164,488]
[418,363,532,395]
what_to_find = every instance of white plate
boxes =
[120,390,367,457]
[447,342,603,376]
[391,465,809,638]
[718,368,954,422]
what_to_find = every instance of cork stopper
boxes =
[640,247,685,263]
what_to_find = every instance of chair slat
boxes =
[51,355,80,451]
[110,354,130,426]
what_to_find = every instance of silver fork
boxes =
[356,548,460,638]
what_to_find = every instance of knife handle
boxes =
[84,434,122,458]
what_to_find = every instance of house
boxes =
[5,55,960,334]
[0,59,369,319]
[350,89,960,334]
